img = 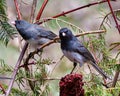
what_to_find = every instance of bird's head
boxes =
[59,28,74,41]
[12,20,30,31]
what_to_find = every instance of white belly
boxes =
[27,38,50,45]
[62,50,84,67]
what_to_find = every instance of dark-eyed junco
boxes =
[59,27,109,79]
[12,20,57,47]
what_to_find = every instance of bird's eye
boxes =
[62,32,66,36]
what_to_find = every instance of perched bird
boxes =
[12,20,57,47]
[59,27,109,79]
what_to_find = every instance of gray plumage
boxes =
[59,27,109,79]
[14,20,57,46]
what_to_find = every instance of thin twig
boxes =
[24,77,60,82]
[0,83,6,94]
[19,62,36,68]
[5,1,26,95]
[24,0,37,92]
[99,12,111,29]
[111,60,120,87]
[50,55,64,76]
[0,77,12,80]
[107,0,120,87]
[37,0,116,24]
[112,71,119,87]
[14,0,22,19]
[76,30,106,37]
[24,30,106,67]
[100,9,120,29]
[41,17,84,32]
[36,0,48,21]
[107,0,120,34]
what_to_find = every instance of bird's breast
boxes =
[62,50,86,66]
[27,37,50,45]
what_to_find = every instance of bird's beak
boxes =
[62,32,66,36]
[11,21,15,25]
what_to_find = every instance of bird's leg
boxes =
[37,48,43,52]
[70,62,77,74]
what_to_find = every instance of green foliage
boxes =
[41,17,84,34]
[84,75,120,96]
[85,85,113,96]
[82,34,115,75]
[10,88,28,96]
[0,0,7,20]
[115,9,120,21]
[13,54,51,96]
[110,42,120,59]
[0,59,13,74]
[0,0,16,46]
[30,57,50,96]
[0,57,50,95]
[0,21,16,46]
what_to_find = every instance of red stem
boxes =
[37,0,111,24]
[24,0,49,93]
[36,0,48,21]
[6,0,27,96]
[0,83,6,94]
[53,0,106,18]
[107,0,120,34]
[14,0,22,19]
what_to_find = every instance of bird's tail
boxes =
[91,62,110,79]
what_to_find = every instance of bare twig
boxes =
[100,9,120,29]
[76,30,106,37]
[24,77,60,82]
[112,60,120,87]
[14,0,22,19]
[106,0,120,88]
[23,0,49,94]
[0,77,12,80]
[30,0,37,23]
[37,0,116,24]
[0,83,6,94]
[19,62,36,68]
[6,43,28,96]
[24,0,38,92]
[41,17,84,32]
[24,30,106,68]
[107,0,120,34]
[112,71,119,87]
[99,12,111,29]
[5,0,28,95]
[36,0,48,21]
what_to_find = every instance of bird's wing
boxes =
[74,41,96,63]
[34,25,57,40]
[73,41,109,79]
[39,31,57,40]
